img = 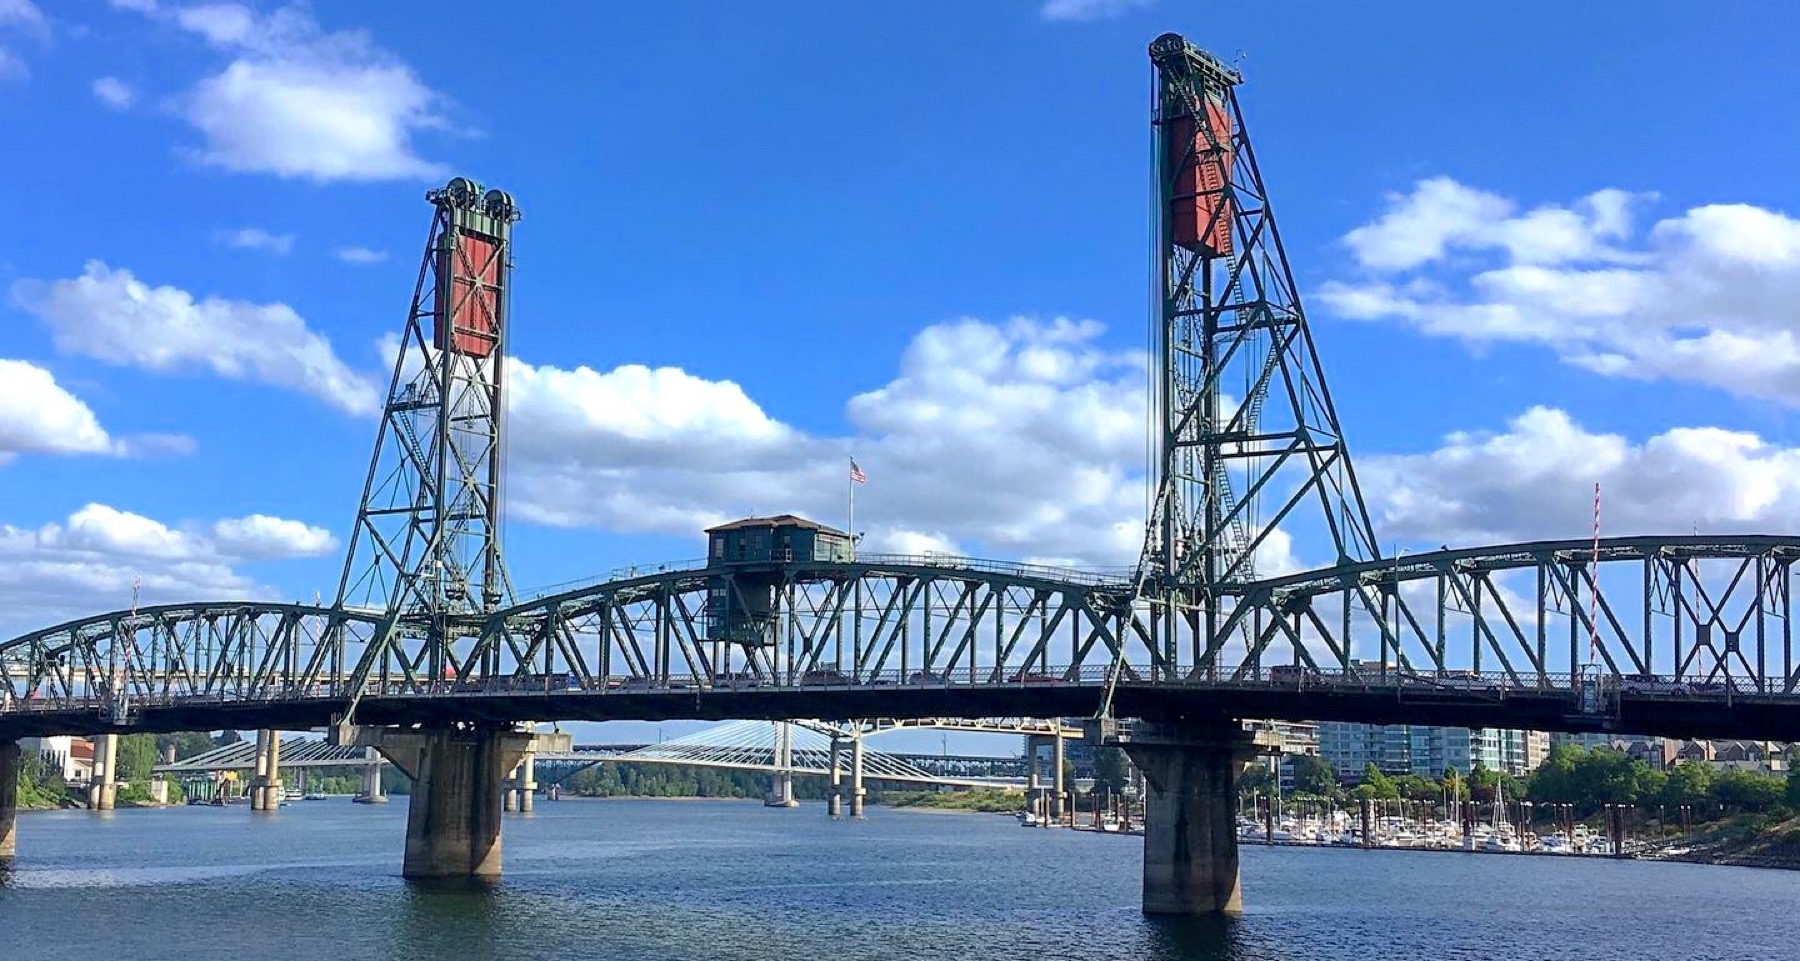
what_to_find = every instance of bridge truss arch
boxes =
[8,537,1800,736]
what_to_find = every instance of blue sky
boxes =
[5,1,1800,748]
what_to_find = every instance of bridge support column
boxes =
[850,728,865,819]
[503,763,520,814]
[251,729,283,812]
[828,734,843,818]
[357,747,387,804]
[765,722,797,808]
[1026,734,1042,821]
[1115,719,1268,916]
[151,743,174,805]
[518,751,536,814]
[355,724,570,878]
[1052,728,1067,825]
[89,733,118,811]
[1,740,19,858]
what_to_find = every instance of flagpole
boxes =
[848,455,856,559]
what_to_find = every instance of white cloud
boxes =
[0,0,45,29]
[0,359,115,462]
[334,246,386,264]
[1322,178,1800,405]
[1040,0,1155,21]
[91,76,135,109]
[210,514,337,558]
[118,3,449,181]
[0,502,334,636]
[1364,406,1800,546]
[506,317,1151,568]
[0,0,45,80]
[217,225,293,254]
[11,261,381,415]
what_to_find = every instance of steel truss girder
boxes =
[9,537,1800,722]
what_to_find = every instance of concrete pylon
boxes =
[251,729,283,811]
[1051,728,1067,824]
[849,728,866,819]
[356,747,388,804]
[828,733,843,818]
[518,749,536,813]
[1,740,20,858]
[765,722,797,808]
[89,733,118,811]
[1114,719,1270,916]
[1026,734,1042,819]
[151,742,174,805]
[354,724,570,878]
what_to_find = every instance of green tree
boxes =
[1712,768,1784,814]
[1291,755,1337,797]
[1092,745,1130,794]
[1352,764,1400,800]
[114,733,158,782]
[1787,767,1800,809]
[1238,763,1273,796]
[156,732,215,761]
[1393,774,1438,801]
[1441,767,1469,801]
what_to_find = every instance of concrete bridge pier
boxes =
[1112,719,1271,916]
[151,743,174,805]
[765,722,798,808]
[88,733,118,811]
[849,728,866,819]
[250,729,283,812]
[358,747,387,804]
[1051,728,1067,825]
[828,733,843,818]
[1,740,19,858]
[353,724,569,878]
[504,750,538,814]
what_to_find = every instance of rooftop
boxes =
[705,514,847,536]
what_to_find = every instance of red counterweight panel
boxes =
[436,229,502,358]
[1167,96,1234,257]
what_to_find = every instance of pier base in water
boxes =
[357,724,568,878]
[1119,720,1263,916]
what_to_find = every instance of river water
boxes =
[1,799,1794,960]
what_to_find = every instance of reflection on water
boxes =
[0,799,1796,961]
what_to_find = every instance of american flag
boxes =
[850,458,867,485]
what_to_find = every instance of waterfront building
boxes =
[1320,723,1545,780]
[21,734,94,782]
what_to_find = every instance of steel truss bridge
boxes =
[7,534,1800,742]
[5,31,1799,765]
[531,720,1024,789]
[149,723,1031,788]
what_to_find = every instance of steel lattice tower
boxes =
[335,177,521,690]
[1139,35,1380,658]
